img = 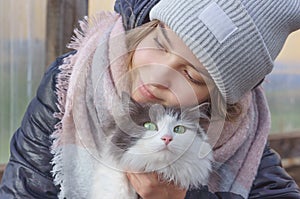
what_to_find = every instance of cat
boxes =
[91,93,213,199]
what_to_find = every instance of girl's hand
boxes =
[126,172,187,199]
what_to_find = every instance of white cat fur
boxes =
[91,113,213,199]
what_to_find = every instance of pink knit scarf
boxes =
[207,86,271,198]
[51,12,129,198]
[51,11,271,199]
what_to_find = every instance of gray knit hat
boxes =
[149,0,300,104]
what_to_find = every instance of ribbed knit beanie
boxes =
[149,0,300,104]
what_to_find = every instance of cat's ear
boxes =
[121,91,142,113]
[121,91,131,105]
[186,102,210,120]
[148,104,165,121]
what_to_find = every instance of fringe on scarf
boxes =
[50,11,121,198]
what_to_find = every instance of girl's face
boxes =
[131,24,212,107]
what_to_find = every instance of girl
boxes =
[1,0,300,198]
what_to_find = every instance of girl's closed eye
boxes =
[183,69,206,86]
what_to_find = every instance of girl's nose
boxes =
[161,135,173,145]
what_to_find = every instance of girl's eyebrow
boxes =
[158,23,173,48]
[158,23,211,80]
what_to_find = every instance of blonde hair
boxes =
[125,20,242,121]
[126,20,160,69]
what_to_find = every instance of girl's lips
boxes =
[138,83,160,101]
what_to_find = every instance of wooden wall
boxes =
[0,164,5,182]
[45,0,116,68]
[46,0,88,67]
[88,0,114,15]
[269,132,300,186]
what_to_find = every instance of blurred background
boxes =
[0,0,299,183]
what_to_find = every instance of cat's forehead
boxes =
[130,100,202,123]
[144,104,195,120]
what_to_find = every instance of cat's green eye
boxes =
[143,122,158,131]
[173,125,186,134]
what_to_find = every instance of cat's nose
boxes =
[161,135,173,145]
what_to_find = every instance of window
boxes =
[264,31,300,134]
[0,0,47,163]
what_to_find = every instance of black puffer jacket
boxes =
[0,2,300,198]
